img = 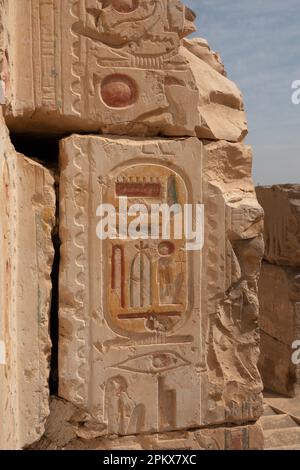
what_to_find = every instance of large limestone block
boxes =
[258,262,300,396]
[0,112,55,449]
[59,136,263,437]
[259,262,298,345]
[256,185,300,266]
[2,1,246,141]
[259,332,294,397]
[59,135,205,435]
[30,397,264,450]
[202,140,264,425]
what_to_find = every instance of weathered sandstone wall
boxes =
[0,110,55,449]
[257,185,300,397]
[0,1,264,450]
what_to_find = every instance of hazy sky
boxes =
[185,0,300,184]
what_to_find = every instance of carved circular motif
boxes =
[158,241,175,257]
[152,354,173,369]
[101,74,138,108]
[111,0,139,13]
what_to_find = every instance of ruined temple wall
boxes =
[3,0,247,140]
[0,1,265,449]
[57,136,263,439]
[0,110,55,449]
[256,185,300,396]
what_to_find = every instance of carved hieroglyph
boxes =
[59,136,203,434]
[0,0,264,450]
[30,397,264,450]
[59,136,263,435]
[0,112,55,449]
[3,0,246,141]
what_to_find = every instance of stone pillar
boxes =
[257,185,300,396]
[0,112,56,449]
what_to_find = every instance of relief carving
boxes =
[59,136,203,434]
[107,164,188,335]
[4,0,246,142]
[0,0,266,451]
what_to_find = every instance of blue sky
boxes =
[185,0,300,184]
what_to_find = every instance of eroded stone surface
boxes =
[257,185,300,397]
[3,0,246,141]
[259,263,297,346]
[256,185,300,266]
[183,37,226,76]
[59,136,204,435]
[202,140,264,425]
[0,111,55,449]
[30,397,264,450]
[0,0,265,451]
[259,331,295,398]
[58,136,263,436]
[258,262,300,397]
[0,1,10,105]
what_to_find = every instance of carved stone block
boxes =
[3,0,246,141]
[30,397,264,450]
[256,185,300,266]
[59,136,204,434]
[0,0,265,450]
[0,113,56,449]
[59,136,263,435]
[258,262,300,396]
[202,140,264,425]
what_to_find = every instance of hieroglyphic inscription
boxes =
[59,136,203,435]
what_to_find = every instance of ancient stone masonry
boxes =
[202,142,264,426]
[59,137,205,435]
[0,111,55,449]
[1,0,264,450]
[30,397,264,450]
[257,185,300,397]
[257,186,300,266]
[3,0,246,140]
